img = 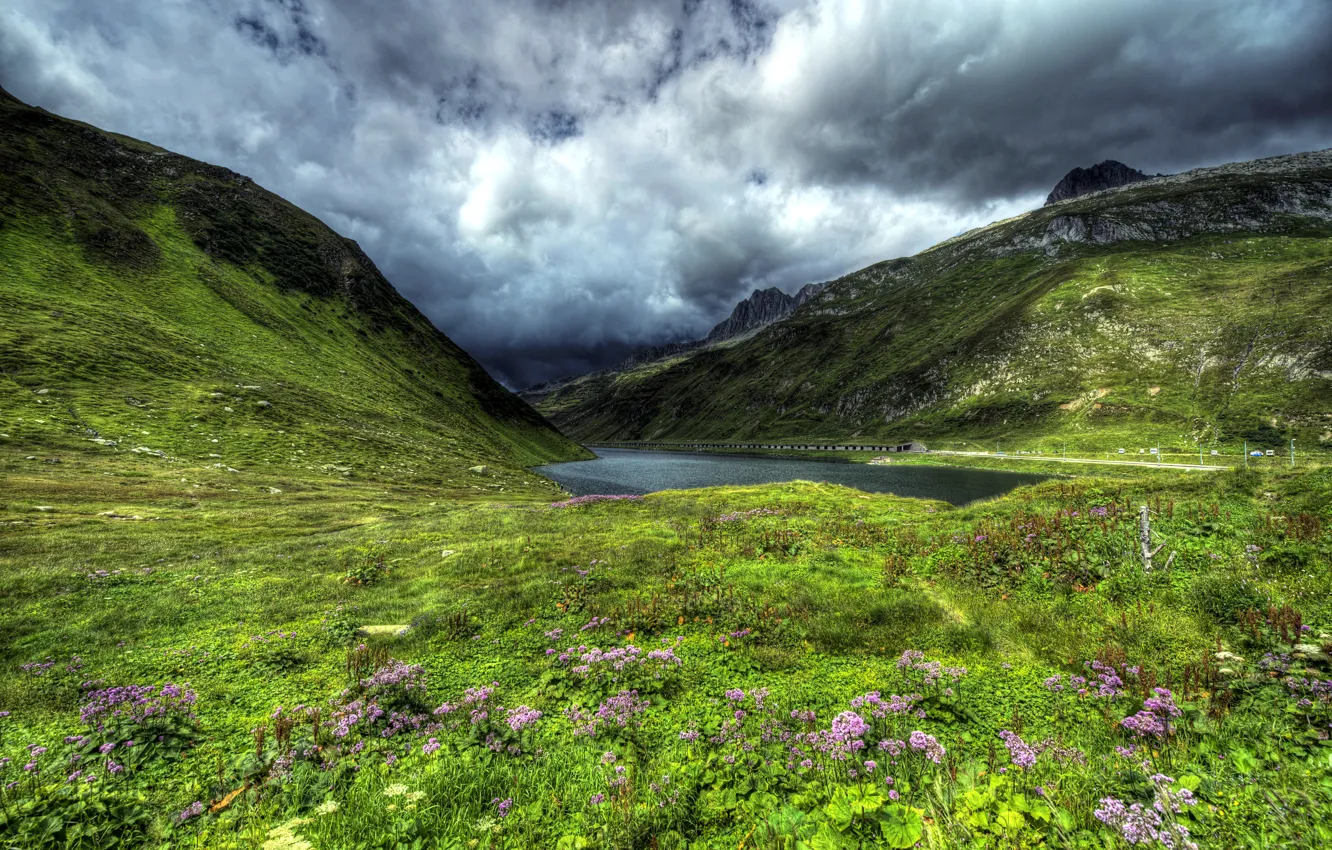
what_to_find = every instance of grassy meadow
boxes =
[3,445,1332,849]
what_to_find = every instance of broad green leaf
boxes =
[995,810,1025,831]
[881,804,925,850]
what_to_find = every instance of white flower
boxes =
[383,783,409,798]
[315,800,339,815]
[406,790,425,802]
[262,820,314,850]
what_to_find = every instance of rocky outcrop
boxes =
[616,339,703,369]
[705,282,827,344]
[520,281,827,399]
[1045,160,1154,205]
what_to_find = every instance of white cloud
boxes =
[2,0,1329,386]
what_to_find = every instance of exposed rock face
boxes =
[705,282,827,344]
[519,281,827,400]
[1045,160,1153,205]
[616,339,702,369]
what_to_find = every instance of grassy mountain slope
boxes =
[0,87,588,493]
[537,150,1332,453]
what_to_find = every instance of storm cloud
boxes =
[4,0,1331,386]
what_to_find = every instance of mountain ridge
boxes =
[1045,160,1156,205]
[533,147,1332,450]
[0,87,588,488]
[519,280,827,404]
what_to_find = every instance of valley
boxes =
[2,86,1331,850]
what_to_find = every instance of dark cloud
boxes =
[2,0,1330,388]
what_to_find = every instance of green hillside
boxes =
[536,151,1332,454]
[0,87,588,494]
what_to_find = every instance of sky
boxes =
[4,0,1332,388]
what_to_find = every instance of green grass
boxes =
[3,447,1332,848]
[5,84,1332,850]
[0,90,588,498]
[535,169,1332,456]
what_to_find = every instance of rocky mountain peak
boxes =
[1045,160,1153,205]
[705,283,826,344]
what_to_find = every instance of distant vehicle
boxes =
[1265,449,1275,456]
[1210,450,1219,456]
[1117,448,1125,454]
[1250,451,1264,457]
[1138,449,1146,454]
[1149,448,1159,455]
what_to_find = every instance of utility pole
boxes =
[1244,440,1248,469]
[1291,438,1296,468]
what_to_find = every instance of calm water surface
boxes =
[536,448,1046,506]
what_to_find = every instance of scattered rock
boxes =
[99,511,145,521]
[131,447,167,458]
[34,506,55,512]
[468,465,489,475]
[266,487,282,494]
[1215,651,1245,664]
[257,400,272,409]
[24,456,36,460]
[441,549,456,558]
[90,438,119,447]
[223,406,234,413]
[43,457,61,464]
[35,389,49,395]
[209,392,225,399]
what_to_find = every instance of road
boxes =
[932,450,1229,471]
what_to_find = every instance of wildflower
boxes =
[505,705,543,732]
[493,797,513,818]
[725,688,745,702]
[589,792,605,805]
[551,494,643,508]
[998,730,1037,770]
[262,819,314,850]
[422,738,440,755]
[315,800,339,815]
[176,801,205,823]
[383,783,409,798]
[1094,795,1197,850]
[908,731,945,764]
[106,760,124,774]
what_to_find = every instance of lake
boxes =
[535,447,1046,506]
